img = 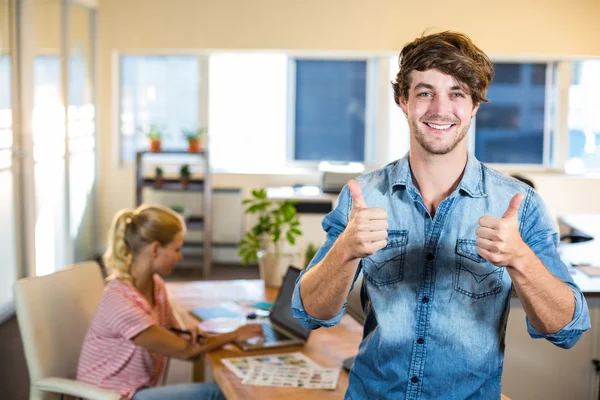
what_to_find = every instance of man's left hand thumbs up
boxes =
[476,193,528,267]
[502,193,525,219]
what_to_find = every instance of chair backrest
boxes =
[14,261,105,384]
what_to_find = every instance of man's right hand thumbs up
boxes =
[348,179,367,209]
[339,179,388,261]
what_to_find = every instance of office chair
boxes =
[343,272,372,371]
[510,174,535,189]
[14,261,121,400]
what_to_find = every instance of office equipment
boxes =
[14,261,121,400]
[319,161,364,194]
[321,171,362,194]
[235,266,311,350]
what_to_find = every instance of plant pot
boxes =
[155,177,164,189]
[180,177,190,189]
[149,139,162,152]
[257,252,300,288]
[188,139,201,153]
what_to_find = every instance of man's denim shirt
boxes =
[292,154,590,400]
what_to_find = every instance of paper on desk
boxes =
[221,351,321,379]
[242,364,340,390]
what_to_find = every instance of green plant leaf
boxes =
[286,232,296,245]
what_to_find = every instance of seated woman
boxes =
[77,205,262,400]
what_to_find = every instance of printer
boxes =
[319,161,364,194]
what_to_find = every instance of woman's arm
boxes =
[132,324,263,361]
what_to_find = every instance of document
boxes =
[221,351,340,389]
[221,352,320,379]
[242,364,340,390]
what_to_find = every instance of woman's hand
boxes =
[184,323,204,344]
[233,323,264,342]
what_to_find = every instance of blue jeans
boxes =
[132,383,225,400]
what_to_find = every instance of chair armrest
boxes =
[35,377,122,400]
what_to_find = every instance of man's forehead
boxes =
[408,69,465,89]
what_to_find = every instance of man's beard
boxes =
[411,118,469,155]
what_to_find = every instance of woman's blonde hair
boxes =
[103,204,185,282]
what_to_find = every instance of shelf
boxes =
[135,149,213,277]
[142,178,205,192]
[138,149,208,156]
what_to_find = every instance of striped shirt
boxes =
[76,274,179,398]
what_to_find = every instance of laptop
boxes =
[236,266,311,351]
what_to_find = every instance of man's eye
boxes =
[417,92,432,97]
[451,93,466,98]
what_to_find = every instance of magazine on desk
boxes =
[221,351,340,390]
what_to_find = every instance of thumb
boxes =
[348,179,367,209]
[502,193,525,219]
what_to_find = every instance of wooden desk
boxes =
[166,279,362,399]
[167,279,512,400]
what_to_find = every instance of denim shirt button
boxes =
[411,376,419,383]
[426,253,434,261]
[422,297,429,303]
[417,337,424,344]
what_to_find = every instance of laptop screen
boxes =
[269,266,311,341]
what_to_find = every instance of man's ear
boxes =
[471,102,480,118]
[399,96,409,117]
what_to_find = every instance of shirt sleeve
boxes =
[292,185,360,329]
[519,189,591,349]
[101,285,156,340]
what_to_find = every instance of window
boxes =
[118,54,572,171]
[566,60,600,173]
[208,53,287,171]
[292,59,369,162]
[119,56,199,162]
[474,63,551,165]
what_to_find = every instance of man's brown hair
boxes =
[392,31,494,106]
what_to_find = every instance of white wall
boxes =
[96,0,600,252]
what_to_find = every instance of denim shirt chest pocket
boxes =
[454,239,503,299]
[362,230,408,287]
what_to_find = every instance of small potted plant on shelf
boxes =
[180,164,191,189]
[238,189,303,288]
[146,125,163,153]
[154,166,164,189]
[183,127,206,153]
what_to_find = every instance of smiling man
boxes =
[292,31,590,399]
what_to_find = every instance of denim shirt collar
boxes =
[389,152,487,198]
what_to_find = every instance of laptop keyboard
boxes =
[262,324,290,343]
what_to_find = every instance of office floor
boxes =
[0,263,260,400]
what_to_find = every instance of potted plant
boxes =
[238,189,302,287]
[183,127,206,153]
[180,164,191,189]
[146,125,163,152]
[154,166,164,189]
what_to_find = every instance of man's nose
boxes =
[429,94,452,115]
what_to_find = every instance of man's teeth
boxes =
[426,123,452,130]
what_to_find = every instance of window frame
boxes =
[285,54,379,168]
